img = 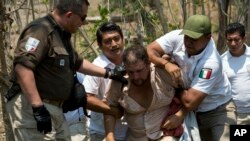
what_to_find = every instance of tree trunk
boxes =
[11,0,23,33]
[155,0,168,33]
[135,12,144,46]
[142,1,156,42]
[30,0,35,20]
[192,0,197,15]
[245,0,250,45]
[201,0,205,15]
[179,0,187,23]
[216,0,229,54]
[0,1,14,140]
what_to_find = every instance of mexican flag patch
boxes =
[25,37,40,52]
[199,68,212,79]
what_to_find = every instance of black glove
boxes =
[32,105,52,134]
[105,64,128,85]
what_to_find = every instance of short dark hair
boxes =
[56,0,89,15]
[226,22,245,38]
[96,22,123,45]
[122,45,149,65]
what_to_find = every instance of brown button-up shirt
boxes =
[13,14,83,100]
[106,64,175,141]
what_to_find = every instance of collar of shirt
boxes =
[186,38,215,61]
[47,13,71,38]
[245,44,250,55]
[224,44,250,61]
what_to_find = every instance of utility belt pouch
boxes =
[62,75,90,118]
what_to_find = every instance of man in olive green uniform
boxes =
[6,0,125,141]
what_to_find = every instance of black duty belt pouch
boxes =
[62,75,90,118]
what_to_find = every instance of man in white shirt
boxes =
[221,22,250,125]
[83,22,128,141]
[147,14,236,141]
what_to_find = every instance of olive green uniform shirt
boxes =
[13,14,83,100]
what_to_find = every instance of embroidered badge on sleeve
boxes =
[199,68,212,79]
[25,37,40,52]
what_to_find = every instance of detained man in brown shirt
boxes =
[104,45,184,141]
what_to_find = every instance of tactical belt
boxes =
[42,99,64,107]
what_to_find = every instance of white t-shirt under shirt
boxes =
[156,29,232,112]
[221,45,250,113]
[83,54,128,140]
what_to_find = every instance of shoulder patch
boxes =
[25,37,40,52]
[199,68,212,79]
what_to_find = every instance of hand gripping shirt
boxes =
[221,45,250,113]
[105,64,175,141]
[156,29,232,112]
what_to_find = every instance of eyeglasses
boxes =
[73,12,87,22]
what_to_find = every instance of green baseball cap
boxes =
[180,15,211,39]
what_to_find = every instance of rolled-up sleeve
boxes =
[14,25,49,70]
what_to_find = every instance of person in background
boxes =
[221,22,250,125]
[6,0,126,140]
[64,72,89,141]
[147,14,236,141]
[83,22,128,141]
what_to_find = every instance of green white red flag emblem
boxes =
[199,68,212,79]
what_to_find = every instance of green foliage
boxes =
[86,4,110,39]
[79,4,112,61]
[105,0,165,45]
[168,22,180,31]
[82,4,110,49]
[98,4,109,21]
[83,51,97,62]
[193,0,200,5]
[41,0,49,4]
